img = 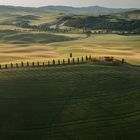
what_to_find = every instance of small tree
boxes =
[68,58,70,64]
[21,62,24,67]
[77,58,80,63]
[5,64,7,69]
[27,62,29,67]
[37,62,39,66]
[85,31,92,38]
[16,63,18,68]
[63,59,65,64]
[122,58,125,64]
[53,60,55,65]
[11,63,13,68]
[32,62,34,67]
[58,60,60,65]
[73,58,75,63]
[81,57,84,62]
[70,53,72,58]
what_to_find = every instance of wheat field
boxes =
[0,32,140,65]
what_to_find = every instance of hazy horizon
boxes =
[0,0,140,8]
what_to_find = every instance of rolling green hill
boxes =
[0,63,140,140]
[0,30,76,44]
[64,14,140,32]
[116,10,140,20]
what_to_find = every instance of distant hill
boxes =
[116,10,140,19]
[126,9,140,14]
[0,5,138,14]
[0,5,36,14]
[63,12,140,33]
[38,6,137,14]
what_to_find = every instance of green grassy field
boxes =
[0,62,140,140]
[0,30,76,44]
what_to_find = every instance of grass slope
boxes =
[0,34,140,64]
[0,63,140,140]
[0,30,76,44]
[116,10,140,20]
[49,34,140,64]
